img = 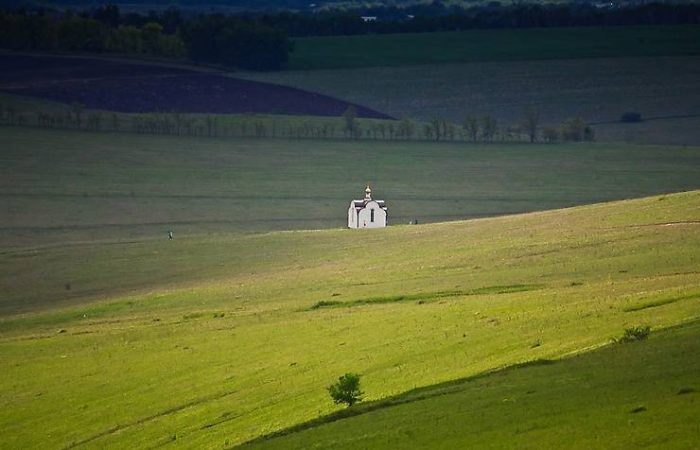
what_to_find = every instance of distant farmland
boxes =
[243,55,700,145]
[0,54,389,118]
[2,126,700,249]
[235,25,700,145]
[288,25,700,70]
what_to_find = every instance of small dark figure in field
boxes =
[168,230,173,240]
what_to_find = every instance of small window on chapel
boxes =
[370,209,375,222]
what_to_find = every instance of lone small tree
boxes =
[481,115,497,142]
[463,115,478,142]
[71,102,85,128]
[328,373,363,407]
[342,105,357,138]
[522,107,540,143]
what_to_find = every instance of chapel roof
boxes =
[351,199,386,209]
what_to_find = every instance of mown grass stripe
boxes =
[624,292,700,312]
[308,284,541,310]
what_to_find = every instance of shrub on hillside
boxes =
[328,373,363,407]
[560,118,595,142]
[615,326,651,343]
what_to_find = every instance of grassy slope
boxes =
[2,126,700,253]
[245,320,700,450]
[0,191,699,448]
[288,25,700,70]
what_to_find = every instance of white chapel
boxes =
[348,185,388,229]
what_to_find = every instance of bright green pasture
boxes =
[0,191,699,448]
[246,320,700,450]
[2,126,700,251]
[289,25,700,70]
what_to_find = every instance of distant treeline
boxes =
[0,101,594,144]
[0,8,290,69]
[258,2,700,36]
[0,9,185,57]
[180,15,289,70]
[2,2,698,69]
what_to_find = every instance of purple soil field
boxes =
[0,54,391,118]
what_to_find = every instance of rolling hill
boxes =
[244,319,700,449]
[1,190,699,448]
[1,10,699,449]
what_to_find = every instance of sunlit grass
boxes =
[0,191,699,448]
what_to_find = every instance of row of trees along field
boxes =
[0,102,594,143]
[2,2,700,69]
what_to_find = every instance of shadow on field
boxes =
[233,358,560,448]
[234,319,699,449]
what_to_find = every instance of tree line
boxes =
[0,101,594,144]
[180,15,289,70]
[0,9,185,57]
[2,2,699,69]
[256,3,700,37]
[417,112,593,144]
[0,8,290,70]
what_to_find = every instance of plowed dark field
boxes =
[0,54,390,118]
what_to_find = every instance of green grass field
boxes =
[2,22,700,450]
[288,25,700,70]
[2,126,700,253]
[245,320,700,449]
[0,190,699,448]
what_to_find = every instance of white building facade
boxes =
[348,186,387,228]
